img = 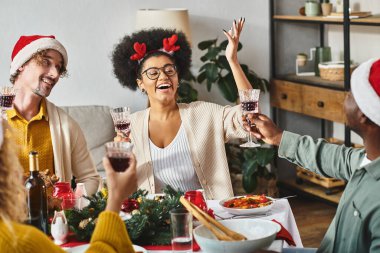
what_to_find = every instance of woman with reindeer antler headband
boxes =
[112,18,252,200]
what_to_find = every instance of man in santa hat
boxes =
[247,59,380,253]
[8,35,100,195]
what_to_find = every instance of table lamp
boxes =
[136,8,192,46]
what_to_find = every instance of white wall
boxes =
[0,0,270,115]
[327,0,380,144]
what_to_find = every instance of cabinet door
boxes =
[270,79,347,123]
[301,85,347,123]
[270,79,302,112]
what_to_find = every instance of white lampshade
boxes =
[136,8,192,45]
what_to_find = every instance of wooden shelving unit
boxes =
[276,74,344,90]
[273,14,380,25]
[270,0,379,203]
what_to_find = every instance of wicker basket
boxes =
[319,61,357,81]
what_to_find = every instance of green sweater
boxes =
[279,131,380,253]
[0,211,135,253]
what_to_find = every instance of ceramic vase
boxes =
[53,182,75,210]
[321,3,333,16]
[51,210,69,245]
[75,183,90,210]
[305,1,320,16]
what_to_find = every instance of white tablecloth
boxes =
[148,199,303,253]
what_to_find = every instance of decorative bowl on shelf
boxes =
[219,195,274,215]
[193,219,281,253]
[318,61,358,81]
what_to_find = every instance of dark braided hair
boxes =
[112,28,192,91]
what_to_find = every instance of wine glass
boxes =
[0,86,16,119]
[105,141,134,172]
[110,107,131,138]
[239,89,261,148]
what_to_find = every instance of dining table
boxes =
[63,198,303,253]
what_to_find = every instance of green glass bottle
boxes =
[25,151,48,233]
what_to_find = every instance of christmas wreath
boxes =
[65,186,183,245]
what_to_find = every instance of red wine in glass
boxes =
[115,121,130,131]
[0,94,15,108]
[108,156,130,172]
[241,101,258,113]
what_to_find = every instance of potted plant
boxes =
[197,38,278,196]
[177,70,198,103]
[305,0,320,16]
[296,53,308,67]
[197,39,269,102]
[226,142,278,196]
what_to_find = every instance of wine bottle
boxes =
[25,151,48,233]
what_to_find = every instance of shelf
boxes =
[275,74,345,90]
[351,15,380,25]
[279,179,343,205]
[273,15,380,26]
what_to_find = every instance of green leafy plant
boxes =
[197,39,269,102]
[66,186,183,245]
[125,186,183,245]
[177,70,198,103]
[226,143,277,193]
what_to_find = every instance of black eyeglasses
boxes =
[141,64,177,80]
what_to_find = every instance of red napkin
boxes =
[59,233,88,247]
[143,240,200,251]
[272,219,296,246]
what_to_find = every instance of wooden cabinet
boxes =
[270,80,347,123]
[269,0,380,200]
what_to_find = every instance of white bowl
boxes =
[193,219,281,253]
[219,195,274,215]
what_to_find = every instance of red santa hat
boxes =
[10,35,68,76]
[351,58,380,126]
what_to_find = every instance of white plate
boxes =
[219,195,274,215]
[64,244,147,253]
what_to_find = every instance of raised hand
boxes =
[103,154,137,212]
[243,113,284,146]
[223,17,245,63]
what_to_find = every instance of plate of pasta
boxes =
[219,194,274,215]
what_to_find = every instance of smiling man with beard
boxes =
[7,35,100,195]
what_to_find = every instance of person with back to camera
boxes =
[0,119,138,252]
[111,18,254,200]
[248,59,380,253]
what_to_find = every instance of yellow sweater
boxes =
[0,211,135,253]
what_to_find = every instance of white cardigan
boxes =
[130,101,247,200]
[46,100,100,195]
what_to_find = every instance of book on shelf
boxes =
[325,11,372,19]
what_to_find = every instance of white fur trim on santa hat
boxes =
[351,58,380,126]
[10,37,68,76]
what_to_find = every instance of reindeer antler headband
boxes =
[130,34,181,63]
[112,28,191,91]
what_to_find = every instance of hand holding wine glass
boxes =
[110,107,131,142]
[0,86,16,119]
[239,89,261,148]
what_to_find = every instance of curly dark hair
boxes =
[112,28,191,90]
